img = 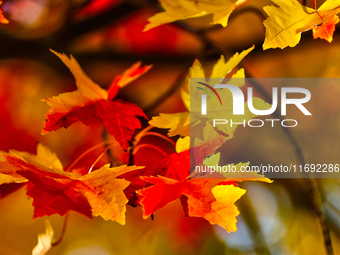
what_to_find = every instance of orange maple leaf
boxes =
[313,15,340,42]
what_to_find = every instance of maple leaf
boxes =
[192,123,230,166]
[0,1,8,24]
[150,46,270,140]
[32,220,54,255]
[79,164,137,224]
[0,144,64,184]
[137,136,271,231]
[149,112,190,137]
[144,0,251,31]
[0,144,143,224]
[138,176,245,232]
[203,185,245,231]
[263,0,340,49]
[149,46,259,138]
[313,14,340,42]
[42,50,151,150]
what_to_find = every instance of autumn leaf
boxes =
[263,0,340,49]
[0,144,65,184]
[79,165,137,224]
[144,0,251,31]
[0,1,8,24]
[149,112,190,137]
[203,185,245,232]
[42,50,151,150]
[32,220,54,255]
[190,52,269,139]
[192,123,230,166]
[138,175,245,232]
[313,14,340,42]
[0,144,143,224]
[149,46,259,138]
[137,136,271,231]
[107,62,152,100]
[0,173,27,185]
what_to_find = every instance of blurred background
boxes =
[0,0,340,254]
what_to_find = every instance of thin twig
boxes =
[66,140,114,172]
[304,179,334,255]
[88,143,116,173]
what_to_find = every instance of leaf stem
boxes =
[51,213,70,247]
[88,143,117,174]
[313,0,317,10]
[66,140,115,172]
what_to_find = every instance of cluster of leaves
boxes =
[0,44,272,255]
[1,0,339,254]
[145,0,340,48]
[0,46,269,228]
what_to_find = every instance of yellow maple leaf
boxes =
[263,0,340,49]
[144,0,251,31]
[32,220,54,255]
[203,185,245,232]
[79,164,143,225]
[149,112,190,137]
[175,136,190,153]
[149,46,260,138]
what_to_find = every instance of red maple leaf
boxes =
[138,175,245,232]
[313,15,340,43]
[0,144,143,223]
[42,50,151,150]
[1,150,93,218]
[136,135,271,231]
